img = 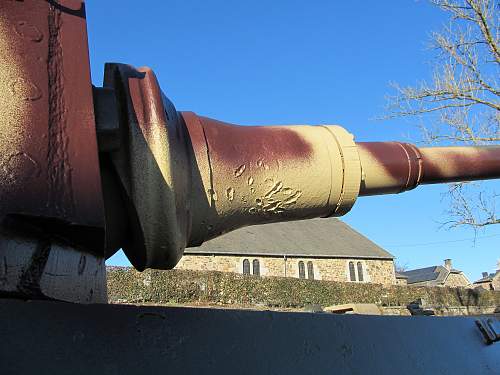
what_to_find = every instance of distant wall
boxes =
[176,254,396,284]
[107,268,500,315]
[395,277,408,286]
[381,305,498,316]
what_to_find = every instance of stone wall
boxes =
[395,277,408,286]
[107,267,500,315]
[474,273,500,291]
[493,273,500,290]
[380,305,498,316]
[444,272,471,288]
[176,254,396,284]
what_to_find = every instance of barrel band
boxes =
[321,126,361,217]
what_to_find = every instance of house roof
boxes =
[474,271,499,284]
[185,218,394,259]
[395,272,408,279]
[401,265,463,285]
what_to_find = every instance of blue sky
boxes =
[86,0,499,281]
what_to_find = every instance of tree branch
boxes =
[385,0,500,229]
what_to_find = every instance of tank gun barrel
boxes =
[1,0,500,273]
[94,65,500,270]
[357,143,500,196]
[3,0,500,304]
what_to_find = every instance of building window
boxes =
[253,259,260,276]
[242,259,250,275]
[307,261,314,280]
[349,261,356,281]
[298,261,305,279]
[357,262,364,282]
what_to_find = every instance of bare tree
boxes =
[387,0,499,228]
[395,261,409,273]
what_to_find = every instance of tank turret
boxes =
[2,4,500,374]
[1,1,499,277]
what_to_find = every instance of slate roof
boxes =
[185,218,394,259]
[401,265,463,285]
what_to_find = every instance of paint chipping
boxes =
[225,187,235,201]
[263,201,281,211]
[247,177,254,185]
[257,159,269,170]
[10,78,42,101]
[264,178,274,186]
[14,21,44,43]
[283,190,302,206]
[249,186,303,215]
[265,181,283,198]
[234,164,246,177]
[208,188,218,201]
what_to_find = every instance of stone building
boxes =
[473,261,500,291]
[395,272,408,286]
[175,218,398,284]
[400,259,471,288]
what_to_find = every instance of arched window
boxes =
[349,261,356,281]
[242,259,250,275]
[298,261,305,279]
[357,262,364,282]
[253,259,260,276]
[307,261,314,280]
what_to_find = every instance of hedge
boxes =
[107,267,500,310]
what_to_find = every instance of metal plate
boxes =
[0,0,105,248]
[0,299,498,374]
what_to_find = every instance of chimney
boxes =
[482,272,489,278]
[444,259,452,270]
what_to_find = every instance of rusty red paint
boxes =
[181,112,207,153]
[357,142,423,195]
[103,63,198,270]
[357,142,500,196]
[0,0,105,250]
[127,67,168,140]
[183,114,313,169]
[420,146,500,184]
[401,142,422,191]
